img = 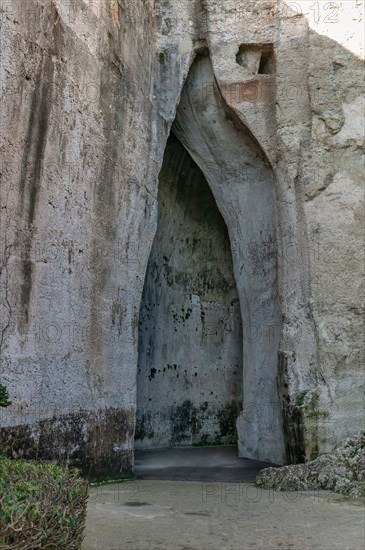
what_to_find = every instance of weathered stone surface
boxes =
[0,407,134,481]
[173,53,286,463]
[256,432,365,498]
[0,0,364,476]
[136,133,243,448]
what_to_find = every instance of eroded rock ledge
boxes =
[255,432,365,498]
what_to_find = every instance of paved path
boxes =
[83,480,364,550]
[83,447,364,550]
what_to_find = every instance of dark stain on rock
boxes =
[278,351,307,464]
[20,255,33,324]
[148,367,156,380]
[89,30,125,357]
[17,0,63,325]
[134,411,154,441]
[18,53,54,324]
[0,407,134,481]
[217,400,240,440]
[170,400,202,445]
[136,399,241,447]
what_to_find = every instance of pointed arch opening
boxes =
[135,53,286,465]
[135,132,243,449]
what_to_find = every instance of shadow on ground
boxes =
[134,445,277,482]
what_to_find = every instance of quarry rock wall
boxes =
[0,0,363,478]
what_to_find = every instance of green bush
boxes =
[0,385,11,408]
[0,457,89,549]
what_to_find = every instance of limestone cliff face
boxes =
[0,0,363,478]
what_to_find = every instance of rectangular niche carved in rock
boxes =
[236,43,275,75]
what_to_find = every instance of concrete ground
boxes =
[83,447,365,550]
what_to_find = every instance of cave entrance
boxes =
[136,53,285,466]
[135,133,243,450]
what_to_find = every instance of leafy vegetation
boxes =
[0,457,88,549]
[0,385,11,408]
